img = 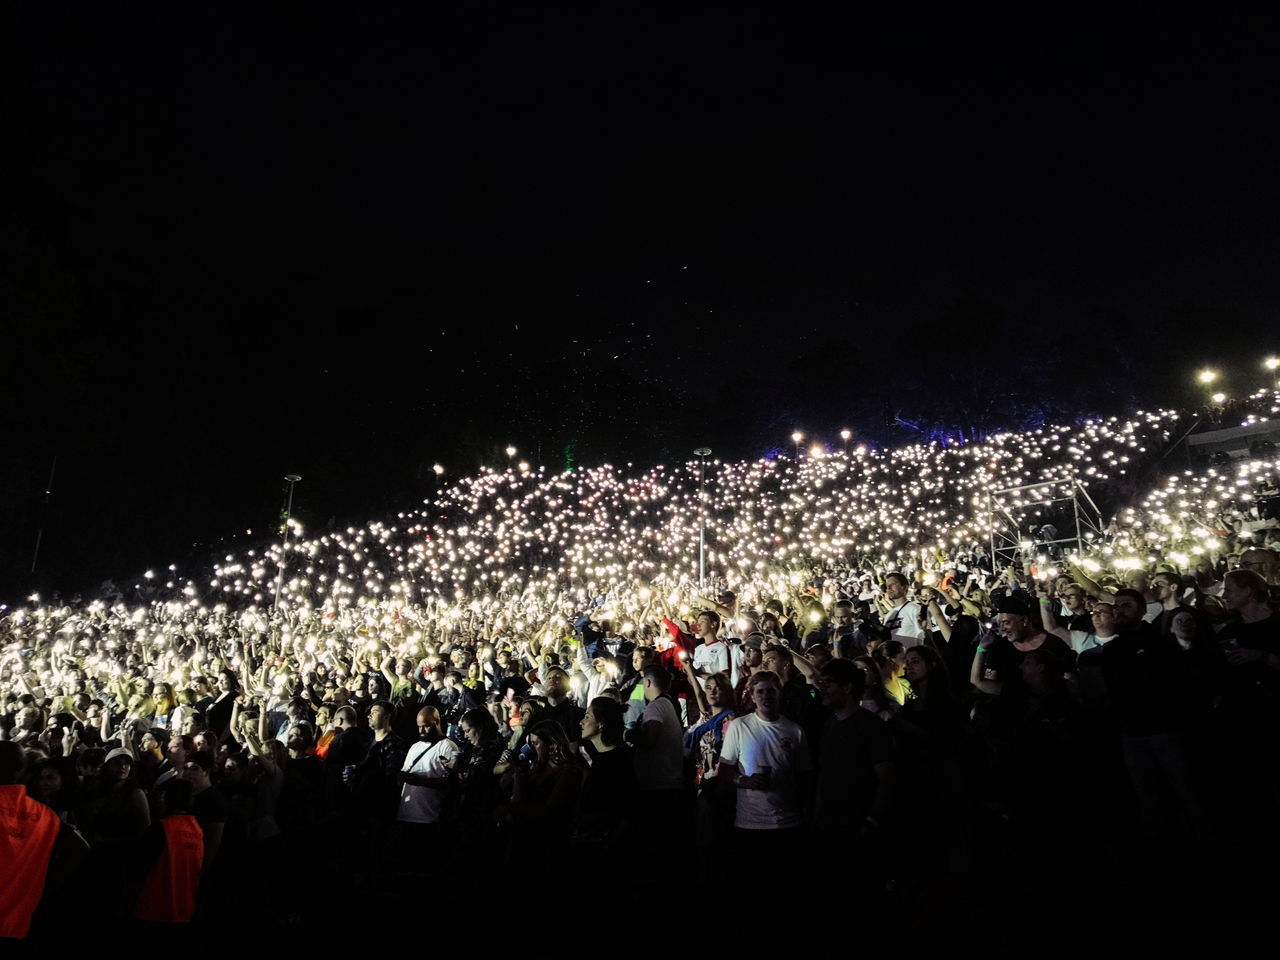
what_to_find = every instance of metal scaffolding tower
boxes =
[988,477,1106,570]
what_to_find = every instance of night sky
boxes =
[5,9,1280,598]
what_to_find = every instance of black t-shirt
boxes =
[191,784,229,828]
[1100,623,1213,735]
[1217,611,1280,712]
[205,695,235,736]
[982,633,1076,732]
[576,741,637,836]
[985,634,1076,685]
[544,698,586,737]
[813,709,894,832]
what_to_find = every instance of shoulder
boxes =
[777,716,805,739]
[434,738,462,757]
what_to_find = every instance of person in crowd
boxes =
[396,705,458,865]
[574,697,636,854]
[681,658,738,785]
[498,719,585,873]
[691,610,730,677]
[452,706,504,863]
[538,665,584,735]
[871,639,911,706]
[624,664,685,874]
[716,671,812,874]
[881,572,928,647]
[132,777,204,925]
[0,742,88,940]
[811,659,894,869]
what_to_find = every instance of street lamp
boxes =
[1266,356,1279,388]
[432,464,444,476]
[273,474,302,613]
[694,447,712,588]
[840,429,851,454]
[505,445,517,465]
[1197,369,1219,385]
[791,431,803,458]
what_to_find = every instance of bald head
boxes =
[416,706,442,738]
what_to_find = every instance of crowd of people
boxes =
[2,391,1280,946]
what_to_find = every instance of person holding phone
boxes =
[881,573,927,648]
[716,671,811,870]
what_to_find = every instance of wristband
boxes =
[976,645,986,654]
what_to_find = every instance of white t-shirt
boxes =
[693,639,731,676]
[634,696,685,792]
[1067,630,1116,654]
[885,601,927,648]
[719,712,811,830]
[398,737,461,824]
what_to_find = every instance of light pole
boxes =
[273,474,301,614]
[1266,356,1279,389]
[791,431,803,459]
[505,445,517,468]
[840,429,851,455]
[694,447,711,589]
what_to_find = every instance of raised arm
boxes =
[1064,561,1114,603]
[682,656,712,720]
[379,654,398,689]
[926,600,952,642]
[1034,580,1071,643]
[969,634,1002,696]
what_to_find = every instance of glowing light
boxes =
[1197,369,1218,385]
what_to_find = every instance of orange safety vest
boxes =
[135,814,204,924]
[0,784,61,940]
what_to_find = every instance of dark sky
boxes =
[4,9,1280,598]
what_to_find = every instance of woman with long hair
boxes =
[854,655,901,721]
[871,639,910,705]
[454,707,504,854]
[680,660,738,784]
[901,646,963,755]
[206,669,239,740]
[575,697,636,850]
[500,719,585,868]
[495,696,544,776]
[151,683,178,729]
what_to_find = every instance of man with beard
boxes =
[397,706,459,864]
